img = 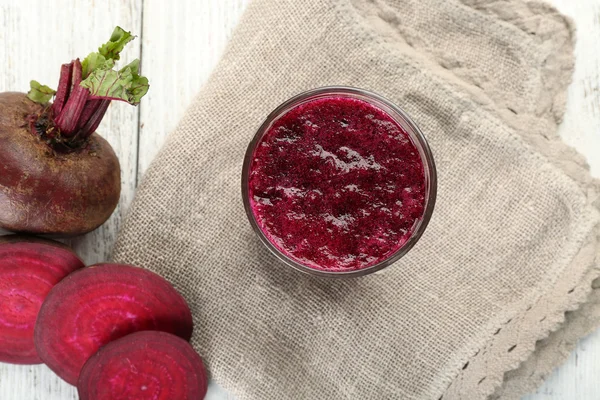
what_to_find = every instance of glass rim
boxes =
[242,86,437,278]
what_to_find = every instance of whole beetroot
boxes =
[0,27,148,235]
[0,93,120,235]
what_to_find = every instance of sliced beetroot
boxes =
[34,263,193,385]
[78,331,208,400]
[0,235,84,364]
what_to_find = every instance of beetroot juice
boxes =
[243,88,436,276]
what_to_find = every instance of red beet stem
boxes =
[54,59,100,137]
[49,59,111,140]
[71,58,83,87]
[76,100,103,130]
[54,59,90,137]
[76,99,110,138]
[54,85,89,136]
[51,62,74,116]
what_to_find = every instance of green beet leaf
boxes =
[80,58,149,105]
[27,80,56,104]
[98,26,135,61]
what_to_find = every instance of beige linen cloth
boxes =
[112,0,600,398]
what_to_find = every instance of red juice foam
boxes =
[248,96,426,271]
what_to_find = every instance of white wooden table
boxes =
[0,0,598,399]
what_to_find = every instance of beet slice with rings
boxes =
[78,331,208,400]
[34,263,193,385]
[0,235,84,364]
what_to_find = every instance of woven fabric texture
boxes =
[113,0,600,398]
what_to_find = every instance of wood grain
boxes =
[552,0,600,179]
[0,0,597,398]
[137,0,250,180]
[0,0,142,399]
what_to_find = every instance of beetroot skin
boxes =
[78,331,208,400]
[34,263,193,385]
[0,92,120,235]
[0,235,84,364]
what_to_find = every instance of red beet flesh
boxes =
[0,92,120,235]
[34,263,193,385]
[78,331,208,400]
[0,235,84,364]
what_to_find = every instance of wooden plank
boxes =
[136,0,251,179]
[0,0,143,398]
[525,0,600,399]
[551,0,600,178]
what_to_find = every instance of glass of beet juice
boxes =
[242,87,436,277]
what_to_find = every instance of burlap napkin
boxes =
[112,0,600,398]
